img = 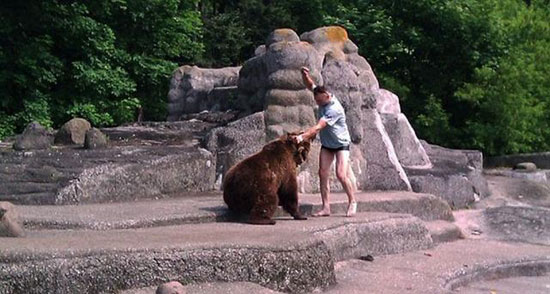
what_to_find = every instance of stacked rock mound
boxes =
[196,26,488,207]
[167,65,241,121]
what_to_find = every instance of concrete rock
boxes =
[483,175,550,208]
[156,281,185,294]
[0,202,24,237]
[167,65,241,120]
[360,109,411,191]
[0,146,216,205]
[204,112,266,188]
[376,89,401,114]
[381,113,431,168]
[56,147,215,204]
[406,141,490,208]
[13,122,53,151]
[265,28,300,47]
[514,162,537,171]
[84,128,108,149]
[54,118,91,145]
[485,206,550,245]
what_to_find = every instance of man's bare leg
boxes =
[313,148,334,216]
[336,150,357,216]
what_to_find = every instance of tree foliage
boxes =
[0,0,203,136]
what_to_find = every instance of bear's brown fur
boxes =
[223,133,311,225]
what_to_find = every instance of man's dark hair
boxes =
[313,86,328,96]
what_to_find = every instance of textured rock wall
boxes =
[167,66,241,121]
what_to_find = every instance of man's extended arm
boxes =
[296,118,327,143]
[301,67,315,91]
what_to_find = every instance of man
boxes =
[294,67,357,217]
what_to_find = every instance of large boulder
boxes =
[54,118,92,145]
[405,142,489,208]
[84,128,108,149]
[167,66,241,121]
[1,144,216,205]
[0,202,25,237]
[361,109,411,191]
[13,122,53,151]
[204,112,266,188]
[381,113,431,168]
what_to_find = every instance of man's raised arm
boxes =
[301,67,315,91]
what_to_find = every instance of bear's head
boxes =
[282,132,311,166]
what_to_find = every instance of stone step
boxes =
[425,220,464,244]
[0,192,56,205]
[18,191,452,231]
[0,212,433,294]
[0,182,58,194]
[324,239,550,294]
[122,282,284,294]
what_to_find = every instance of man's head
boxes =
[313,86,331,106]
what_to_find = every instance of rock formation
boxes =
[196,26,488,207]
[167,66,240,121]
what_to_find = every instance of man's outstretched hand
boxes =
[292,134,304,144]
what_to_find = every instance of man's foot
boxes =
[346,202,357,217]
[312,208,331,217]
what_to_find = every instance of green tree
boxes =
[455,0,550,155]
[0,0,203,138]
[322,0,507,146]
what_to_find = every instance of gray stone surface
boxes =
[156,281,185,294]
[514,161,537,171]
[204,112,266,188]
[123,282,284,294]
[454,274,550,294]
[12,122,53,151]
[265,28,300,47]
[0,146,215,205]
[55,147,215,204]
[376,88,401,114]
[323,239,550,294]
[84,127,108,149]
[425,220,464,244]
[314,215,433,261]
[381,113,431,168]
[0,212,440,294]
[485,168,548,183]
[54,118,91,145]
[361,109,411,191]
[483,175,550,208]
[0,202,24,237]
[18,191,452,231]
[485,152,550,169]
[167,65,241,120]
[485,206,550,245]
[406,142,489,208]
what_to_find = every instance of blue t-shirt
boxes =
[318,94,351,148]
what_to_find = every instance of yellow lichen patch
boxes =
[325,26,348,43]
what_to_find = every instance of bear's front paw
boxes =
[293,215,308,220]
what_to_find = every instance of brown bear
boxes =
[223,133,311,225]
